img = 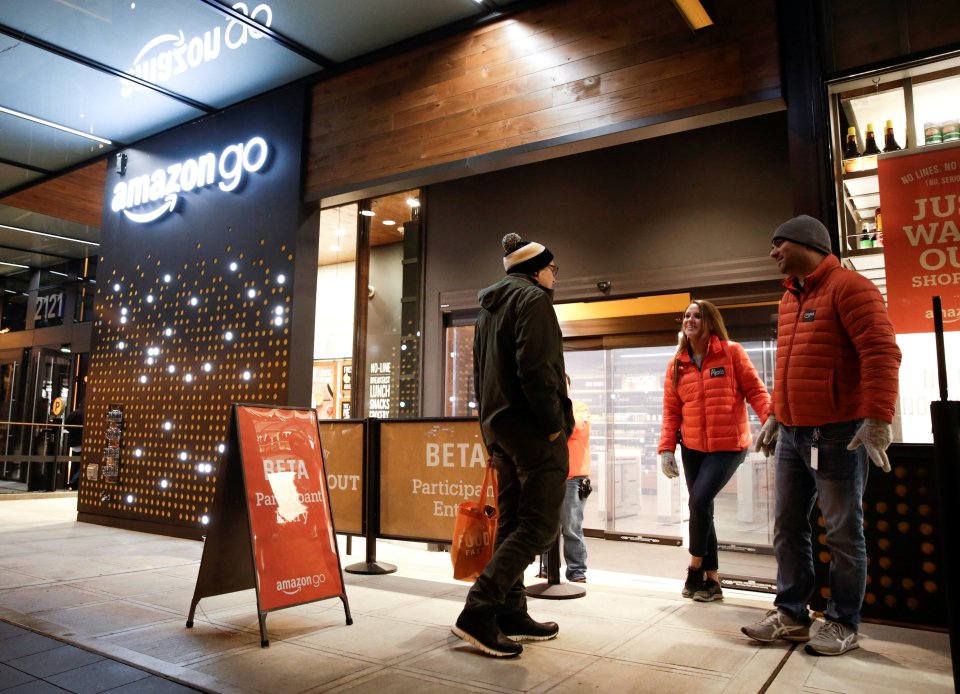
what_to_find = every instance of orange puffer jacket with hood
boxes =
[659,335,771,454]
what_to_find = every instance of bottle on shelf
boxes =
[875,207,884,247]
[859,223,875,249]
[883,120,901,152]
[842,126,862,173]
[924,122,943,145]
[862,123,881,169]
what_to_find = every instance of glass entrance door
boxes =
[24,349,72,490]
[0,358,23,480]
[441,321,777,550]
[565,341,776,548]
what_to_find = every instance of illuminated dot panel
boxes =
[79,239,293,531]
[808,452,946,628]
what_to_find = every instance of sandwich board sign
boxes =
[187,404,351,646]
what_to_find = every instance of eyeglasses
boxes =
[546,263,559,277]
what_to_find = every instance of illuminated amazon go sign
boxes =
[111,137,269,223]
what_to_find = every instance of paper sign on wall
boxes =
[878,142,960,334]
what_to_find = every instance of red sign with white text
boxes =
[878,142,960,334]
[235,406,344,612]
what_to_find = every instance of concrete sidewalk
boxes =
[0,497,952,693]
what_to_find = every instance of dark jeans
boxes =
[464,428,568,616]
[680,446,747,572]
[773,420,868,628]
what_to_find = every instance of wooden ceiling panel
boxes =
[1,161,107,229]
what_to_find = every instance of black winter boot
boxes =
[453,609,523,657]
[682,566,704,598]
[497,612,559,642]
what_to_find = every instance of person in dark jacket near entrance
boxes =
[452,233,574,658]
[742,215,901,656]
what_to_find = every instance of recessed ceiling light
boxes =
[406,197,420,207]
[360,210,375,217]
[383,220,396,226]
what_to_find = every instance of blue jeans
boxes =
[464,425,568,616]
[773,420,868,628]
[680,446,746,571]
[561,477,588,581]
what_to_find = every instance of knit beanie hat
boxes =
[772,215,832,255]
[502,233,553,274]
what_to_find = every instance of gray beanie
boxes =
[772,215,832,255]
[502,233,554,274]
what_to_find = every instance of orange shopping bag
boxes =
[451,463,498,582]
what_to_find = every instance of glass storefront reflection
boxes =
[313,190,421,419]
[443,326,778,550]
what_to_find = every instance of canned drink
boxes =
[924,121,943,145]
[942,120,959,142]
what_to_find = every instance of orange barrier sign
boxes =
[379,419,486,542]
[878,142,960,334]
[318,419,364,535]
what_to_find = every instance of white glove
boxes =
[847,418,893,473]
[755,415,779,457]
[660,450,679,479]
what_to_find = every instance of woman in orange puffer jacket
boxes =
[658,299,772,602]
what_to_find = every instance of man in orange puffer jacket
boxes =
[742,215,901,657]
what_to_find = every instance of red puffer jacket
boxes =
[775,254,901,426]
[659,335,771,454]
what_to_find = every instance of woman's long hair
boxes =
[671,300,730,386]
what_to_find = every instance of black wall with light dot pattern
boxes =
[78,86,314,538]
[810,444,946,629]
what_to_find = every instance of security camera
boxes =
[597,281,611,293]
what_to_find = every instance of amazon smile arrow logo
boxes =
[123,194,178,223]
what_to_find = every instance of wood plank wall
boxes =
[1,161,106,229]
[823,0,960,74]
[305,0,781,201]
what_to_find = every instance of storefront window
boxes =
[442,320,778,548]
[313,203,357,419]
[363,190,422,419]
[444,322,476,417]
[314,190,422,420]
[829,54,960,443]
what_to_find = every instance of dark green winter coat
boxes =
[473,273,574,448]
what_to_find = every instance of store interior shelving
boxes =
[831,58,960,299]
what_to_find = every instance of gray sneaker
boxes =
[692,578,723,602]
[741,609,811,643]
[805,620,859,656]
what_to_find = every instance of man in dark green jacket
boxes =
[452,233,574,658]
